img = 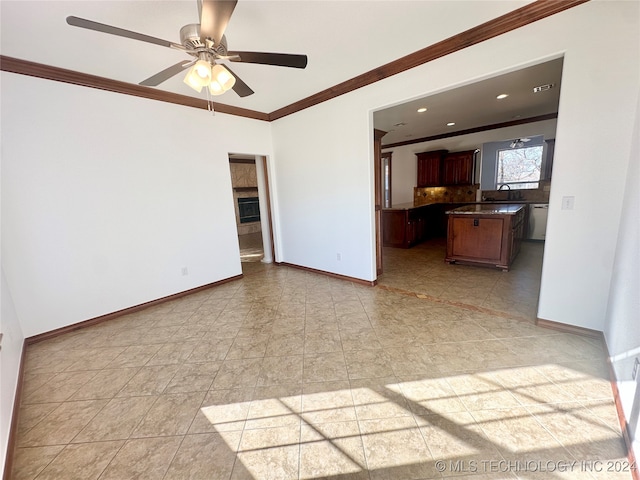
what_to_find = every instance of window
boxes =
[496,145,543,190]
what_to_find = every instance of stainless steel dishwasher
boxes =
[528,203,549,240]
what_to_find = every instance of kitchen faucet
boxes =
[498,184,513,200]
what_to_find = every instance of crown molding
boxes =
[1,0,588,123]
[268,0,589,121]
[0,55,270,121]
[381,113,558,149]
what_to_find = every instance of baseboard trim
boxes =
[26,274,243,345]
[535,317,602,339]
[603,341,640,480]
[3,339,27,480]
[276,262,376,287]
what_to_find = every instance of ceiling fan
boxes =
[66,0,308,98]
[510,137,531,148]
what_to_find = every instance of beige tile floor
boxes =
[10,240,633,480]
[239,233,264,263]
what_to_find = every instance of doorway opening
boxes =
[228,154,275,266]
[371,56,564,322]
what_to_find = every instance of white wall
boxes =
[604,90,640,456]
[271,1,640,330]
[270,100,376,279]
[383,119,557,206]
[537,2,639,331]
[0,268,24,475]
[1,72,274,338]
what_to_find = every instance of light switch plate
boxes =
[561,196,575,210]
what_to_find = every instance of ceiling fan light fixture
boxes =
[66,0,308,99]
[183,70,204,92]
[194,61,212,81]
[192,59,212,84]
[211,64,236,91]
[183,60,213,92]
[208,80,224,95]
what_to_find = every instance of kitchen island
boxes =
[445,204,526,271]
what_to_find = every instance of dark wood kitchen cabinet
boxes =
[382,205,436,248]
[416,150,447,187]
[445,204,525,270]
[442,150,475,185]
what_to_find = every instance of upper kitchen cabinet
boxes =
[442,150,475,185]
[416,150,447,187]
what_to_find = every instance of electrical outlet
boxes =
[633,357,639,380]
[181,267,188,276]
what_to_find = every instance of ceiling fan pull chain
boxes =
[205,87,215,115]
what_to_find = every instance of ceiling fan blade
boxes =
[66,16,185,50]
[139,60,195,87]
[222,65,254,97]
[228,51,307,69]
[199,0,237,46]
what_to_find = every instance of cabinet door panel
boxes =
[382,211,408,247]
[450,217,503,260]
[416,150,446,187]
[442,160,457,185]
[443,151,474,185]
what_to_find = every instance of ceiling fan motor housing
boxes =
[180,24,228,56]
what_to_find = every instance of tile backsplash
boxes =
[414,185,479,205]
[413,181,550,206]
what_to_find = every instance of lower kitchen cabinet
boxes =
[382,205,435,248]
[445,204,526,270]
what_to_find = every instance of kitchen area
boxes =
[381,144,551,271]
[377,141,553,320]
[373,58,562,319]
[381,145,551,266]
[376,58,561,269]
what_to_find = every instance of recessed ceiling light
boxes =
[394,122,407,127]
[417,107,427,113]
[496,94,509,100]
[447,122,456,126]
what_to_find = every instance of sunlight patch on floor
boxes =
[199,362,628,479]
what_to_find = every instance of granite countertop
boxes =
[384,200,473,210]
[384,201,538,211]
[383,202,427,211]
[446,204,525,215]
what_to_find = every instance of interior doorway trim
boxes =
[256,156,276,263]
[374,129,388,277]
[229,154,276,264]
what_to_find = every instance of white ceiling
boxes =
[1,0,536,114]
[374,57,563,145]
